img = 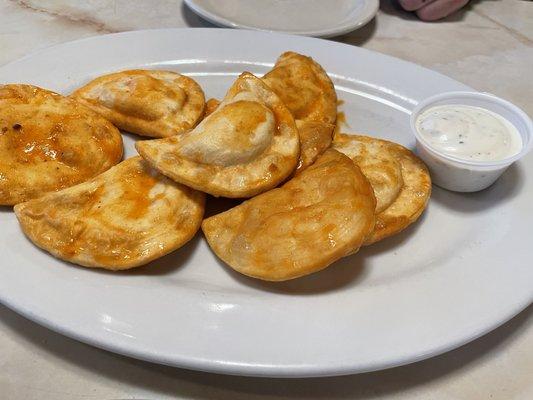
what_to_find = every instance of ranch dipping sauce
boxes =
[411,91,533,193]
[415,104,523,162]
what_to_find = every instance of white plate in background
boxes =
[184,0,379,37]
[0,28,531,377]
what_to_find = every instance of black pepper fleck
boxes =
[12,123,22,130]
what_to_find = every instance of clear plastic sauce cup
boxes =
[410,91,533,192]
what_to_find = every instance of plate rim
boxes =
[183,0,379,38]
[1,288,530,377]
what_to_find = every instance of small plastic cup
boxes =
[410,91,533,192]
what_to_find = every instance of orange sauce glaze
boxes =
[4,119,64,164]
[121,167,159,219]
[59,163,159,261]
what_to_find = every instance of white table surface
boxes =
[1,1,532,398]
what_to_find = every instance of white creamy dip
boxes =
[415,105,522,162]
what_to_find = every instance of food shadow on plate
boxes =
[204,195,244,218]
[213,250,368,295]
[431,163,525,214]
[0,205,13,214]
[126,234,203,276]
[359,213,427,257]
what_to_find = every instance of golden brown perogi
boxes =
[332,134,431,245]
[263,52,337,125]
[200,106,333,173]
[15,156,205,270]
[333,134,403,213]
[204,98,330,172]
[202,99,332,172]
[136,72,300,198]
[263,52,337,171]
[367,143,431,245]
[0,84,123,206]
[203,53,337,173]
[202,149,376,281]
[72,70,205,138]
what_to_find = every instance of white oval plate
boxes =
[183,0,379,37]
[0,29,531,378]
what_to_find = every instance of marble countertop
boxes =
[0,0,532,398]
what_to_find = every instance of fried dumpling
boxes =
[136,72,300,198]
[202,149,376,281]
[333,134,431,245]
[263,52,337,125]
[367,142,431,245]
[333,134,404,213]
[72,70,205,138]
[263,52,337,171]
[14,156,205,270]
[0,84,123,205]
[201,101,333,172]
